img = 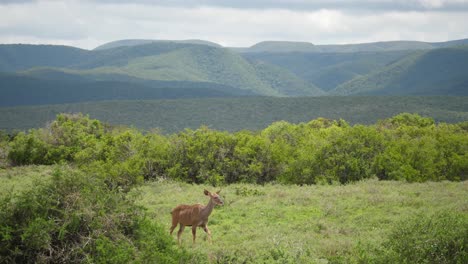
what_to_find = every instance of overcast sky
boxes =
[1,0,467,50]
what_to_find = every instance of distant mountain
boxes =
[0,44,88,72]
[332,46,468,95]
[77,44,321,96]
[0,72,254,107]
[236,38,468,53]
[243,50,413,91]
[246,41,316,53]
[1,38,468,104]
[0,42,323,100]
[431,38,468,48]
[94,39,222,50]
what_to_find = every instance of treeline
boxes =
[1,96,467,133]
[2,113,467,186]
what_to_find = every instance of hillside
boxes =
[0,73,253,107]
[246,41,316,53]
[243,50,413,91]
[0,44,88,72]
[1,38,468,100]
[0,96,466,133]
[332,46,468,95]
[236,38,468,53]
[94,39,222,50]
[0,43,323,97]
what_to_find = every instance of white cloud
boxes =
[0,1,467,49]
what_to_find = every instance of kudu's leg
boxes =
[177,224,185,245]
[202,225,212,243]
[192,226,197,245]
[169,223,177,235]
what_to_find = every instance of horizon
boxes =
[1,0,468,50]
[2,36,468,51]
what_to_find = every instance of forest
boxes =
[1,96,467,133]
[0,113,466,263]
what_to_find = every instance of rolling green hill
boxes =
[332,46,468,95]
[0,96,466,133]
[243,50,413,91]
[0,44,88,72]
[246,41,317,53]
[93,39,222,50]
[0,72,254,107]
[236,38,468,53]
[0,43,323,97]
[1,38,468,102]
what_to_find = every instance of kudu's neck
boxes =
[201,197,216,218]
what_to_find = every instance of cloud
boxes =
[5,0,468,11]
[0,0,467,49]
[82,0,468,11]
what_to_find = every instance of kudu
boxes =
[170,189,223,245]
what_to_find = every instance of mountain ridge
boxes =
[332,46,468,95]
[1,38,468,103]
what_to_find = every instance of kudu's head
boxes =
[204,189,224,205]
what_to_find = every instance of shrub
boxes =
[8,130,49,165]
[0,166,198,263]
[381,211,468,263]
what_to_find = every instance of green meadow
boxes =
[135,180,467,263]
[2,166,466,263]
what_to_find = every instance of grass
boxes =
[1,165,466,263]
[134,179,468,263]
[0,165,52,195]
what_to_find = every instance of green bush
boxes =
[0,166,198,263]
[381,211,468,263]
[6,113,468,185]
[8,130,49,165]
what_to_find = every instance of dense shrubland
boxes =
[3,113,466,186]
[0,113,466,263]
[0,166,200,263]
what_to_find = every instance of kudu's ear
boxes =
[216,190,221,194]
[204,189,210,196]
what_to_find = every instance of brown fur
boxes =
[170,189,223,245]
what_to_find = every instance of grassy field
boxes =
[1,166,466,263]
[134,179,468,263]
[0,165,52,194]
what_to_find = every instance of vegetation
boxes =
[243,49,413,91]
[93,39,221,50]
[333,46,468,96]
[0,73,252,107]
[2,41,468,99]
[0,43,321,97]
[0,165,200,263]
[0,113,466,262]
[0,96,467,133]
[3,113,467,185]
[136,180,467,263]
[236,39,468,53]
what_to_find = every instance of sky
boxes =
[0,0,467,50]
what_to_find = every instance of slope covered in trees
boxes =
[0,43,322,97]
[0,73,253,107]
[234,38,468,53]
[333,46,468,95]
[1,39,468,101]
[243,50,413,91]
[0,96,466,133]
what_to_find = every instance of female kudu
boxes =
[170,189,223,245]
